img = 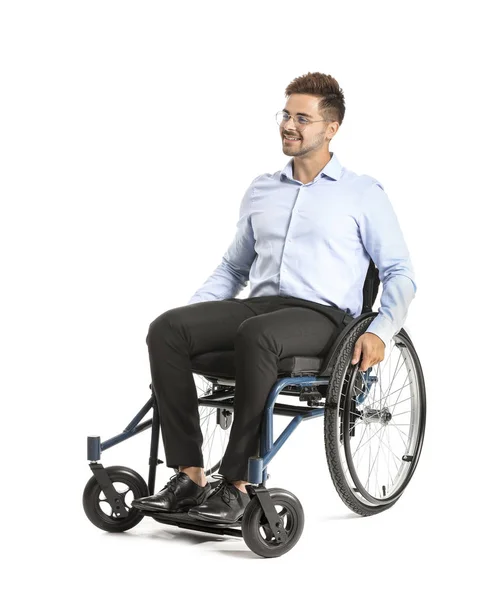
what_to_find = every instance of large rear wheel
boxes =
[325,319,426,516]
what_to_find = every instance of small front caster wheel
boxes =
[83,465,149,532]
[241,488,304,558]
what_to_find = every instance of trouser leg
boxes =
[218,298,342,482]
[146,299,255,469]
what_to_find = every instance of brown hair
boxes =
[284,72,345,126]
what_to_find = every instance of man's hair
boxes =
[284,72,345,126]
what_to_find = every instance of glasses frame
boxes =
[276,110,332,131]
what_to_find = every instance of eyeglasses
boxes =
[275,110,330,131]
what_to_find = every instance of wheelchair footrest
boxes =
[138,509,244,538]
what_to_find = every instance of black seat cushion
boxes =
[190,350,323,380]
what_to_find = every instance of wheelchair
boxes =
[83,259,426,558]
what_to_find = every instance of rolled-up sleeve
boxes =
[358,181,417,347]
[187,177,258,305]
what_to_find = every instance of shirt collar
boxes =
[280,152,343,183]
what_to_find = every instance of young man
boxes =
[132,72,417,524]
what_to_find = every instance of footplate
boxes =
[138,509,243,538]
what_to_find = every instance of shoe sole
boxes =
[132,503,191,513]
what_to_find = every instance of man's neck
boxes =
[293,151,333,184]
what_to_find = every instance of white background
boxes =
[1,0,488,597]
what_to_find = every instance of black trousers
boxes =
[146,294,349,482]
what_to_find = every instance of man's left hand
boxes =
[351,332,385,371]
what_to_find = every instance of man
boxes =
[132,72,417,524]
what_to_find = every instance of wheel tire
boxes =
[83,465,149,532]
[324,319,426,517]
[242,488,304,558]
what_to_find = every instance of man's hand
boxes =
[351,332,385,371]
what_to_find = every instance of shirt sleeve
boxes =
[357,181,417,347]
[187,177,258,305]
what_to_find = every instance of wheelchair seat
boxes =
[190,350,324,380]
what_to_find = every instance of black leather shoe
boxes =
[131,472,212,513]
[187,475,251,524]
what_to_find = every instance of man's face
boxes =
[279,93,337,157]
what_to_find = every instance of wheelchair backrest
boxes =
[361,259,380,313]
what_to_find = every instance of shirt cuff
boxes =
[365,314,395,348]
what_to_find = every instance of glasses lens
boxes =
[276,111,307,130]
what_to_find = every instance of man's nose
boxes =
[283,115,298,132]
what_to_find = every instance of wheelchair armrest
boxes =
[317,311,378,378]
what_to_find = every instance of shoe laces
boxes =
[209,474,235,507]
[160,472,186,494]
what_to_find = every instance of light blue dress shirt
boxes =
[188,152,417,348]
